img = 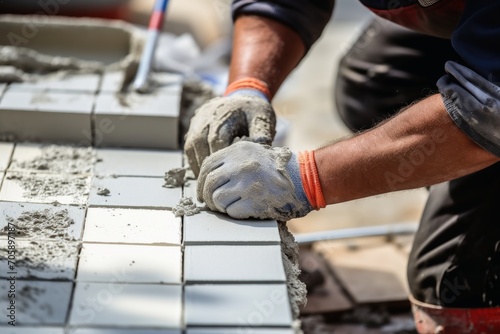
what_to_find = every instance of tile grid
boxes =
[0,111,291,334]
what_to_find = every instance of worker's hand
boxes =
[184,95,276,177]
[184,76,277,177]
[197,141,313,221]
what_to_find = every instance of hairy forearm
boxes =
[229,15,305,98]
[316,94,500,204]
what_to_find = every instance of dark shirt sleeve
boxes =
[437,0,500,156]
[231,0,335,50]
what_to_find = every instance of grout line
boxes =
[180,178,187,332]
[90,92,97,147]
[72,280,183,285]
[184,241,281,246]
[81,241,182,247]
[184,280,288,285]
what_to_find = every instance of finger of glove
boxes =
[199,165,232,211]
[196,152,227,203]
[208,111,245,154]
[211,183,242,213]
[225,198,260,220]
[247,106,276,145]
[187,127,211,178]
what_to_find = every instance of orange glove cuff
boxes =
[298,150,326,210]
[224,77,272,101]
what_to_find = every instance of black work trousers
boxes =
[335,17,500,308]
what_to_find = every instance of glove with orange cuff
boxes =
[184,77,276,177]
[197,141,326,221]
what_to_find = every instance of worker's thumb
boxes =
[247,108,277,145]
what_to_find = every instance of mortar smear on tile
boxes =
[0,208,77,240]
[172,197,200,217]
[278,222,307,319]
[10,145,96,174]
[0,240,80,279]
[6,173,90,199]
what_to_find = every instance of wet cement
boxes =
[279,222,308,319]
[96,187,110,196]
[6,240,81,278]
[0,208,77,240]
[6,173,89,201]
[10,145,96,174]
[172,197,201,217]
[0,15,143,80]
[164,167,187,188]
[0,206,81,281]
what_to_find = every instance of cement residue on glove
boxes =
[184,96,276,177]
[197,141,313,221]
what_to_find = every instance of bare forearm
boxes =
[316,94,500,204]
[229,15,305,98]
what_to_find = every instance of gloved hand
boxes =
[197,141,326,221]
[184,77,276,177]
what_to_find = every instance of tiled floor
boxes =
[0,142,295,333]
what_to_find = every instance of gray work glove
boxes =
[197,141,313,221]
[184,95,276,177]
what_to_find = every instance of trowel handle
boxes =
[133,0,170,92]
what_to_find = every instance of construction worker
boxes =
[184,1,500,332]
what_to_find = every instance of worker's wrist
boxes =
[286,152,314,212]
[224,77,272,101]
[298,150,326,210]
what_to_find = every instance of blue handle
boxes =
[154,0,169,12]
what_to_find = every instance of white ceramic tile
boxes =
[0,91,93,143]
[88,176,181,209]
[77,243,182,284]
[184,245,286,283]
[183,180,204,208]
[0,328,65,334]
[70,329,180,334]
[9,144,96,175]
[0,172,90,205]
[95,148,182,177]
[0,239,80,280]
[83,208,181,245]
[9,73,101,93]
[99,71,126,93]
[0,142,14,171]
[0,281,72,325]
[0,202,86,241]
[93,91,179,149]
[100,71,182,94]
[184,211,280,245]
[187,329,294,334]
[70,283,182,328]
[185,284,293,327]
[150,72,183,95]
[0,83,6,95]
